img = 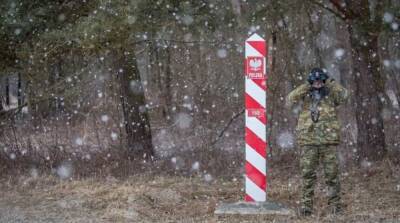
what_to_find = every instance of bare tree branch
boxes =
[329,0,348,16]
[309,0,346,20]
[210,109,245,146]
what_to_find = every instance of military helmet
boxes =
[307,68,329,84]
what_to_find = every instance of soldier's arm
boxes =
[327,79,349,105]
[286,83,310,107]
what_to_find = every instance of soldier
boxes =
[286,68,349,216]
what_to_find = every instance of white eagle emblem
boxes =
[249,58,262,71]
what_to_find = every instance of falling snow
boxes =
[191,161,200,171]
[0,2,398,221]
[101,114,109,122]
[175,113,192,129]
[391,22,399,31]
[75,137,84,146]
[182,15,194,26]
[217,49,228,58]
[111,132,118,141]
[204,174,213,182]
[277,132,294,149]
[383,12,394,23]
[9,153,16,160]
[56,163,73,179]
[334,48,345,59]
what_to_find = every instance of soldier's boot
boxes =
[326,183,342,214]
[300,205,313,216]
[300,193,314,216]
[300,192,313,216]
[328,193,343,215]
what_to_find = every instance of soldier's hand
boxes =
[287,82,312,107]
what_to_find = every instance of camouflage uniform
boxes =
[286,78,349,212]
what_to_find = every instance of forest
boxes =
[0,0,399,222]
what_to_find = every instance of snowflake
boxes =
[75,137,83,146]
[191,161,200,171]
[217,49,228,58]
[101,115,109,122]
[56,163,73,179]
[204,174,213,182]
[383,12,394,23]
[334,48,345,59]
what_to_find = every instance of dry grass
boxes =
[0,159,399,223]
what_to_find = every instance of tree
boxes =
[312,0,393,161]
[116,47,154,158]
[3,0,155,157]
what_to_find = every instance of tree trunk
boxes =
[163,47,173,121]
[17,72,23,107]
[5,77,10,106]
[156,45,174,123]
[48,59,61,115]
[117,48,154,159]
[347,24,386,161]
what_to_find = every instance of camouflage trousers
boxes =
[300,145,341,210]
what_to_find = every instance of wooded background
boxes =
[0,0,399,175]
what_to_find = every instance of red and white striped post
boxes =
[244,33,268,202]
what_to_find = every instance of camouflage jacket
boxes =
[286,78,349,146]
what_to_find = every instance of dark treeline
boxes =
[0,0,399,174]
